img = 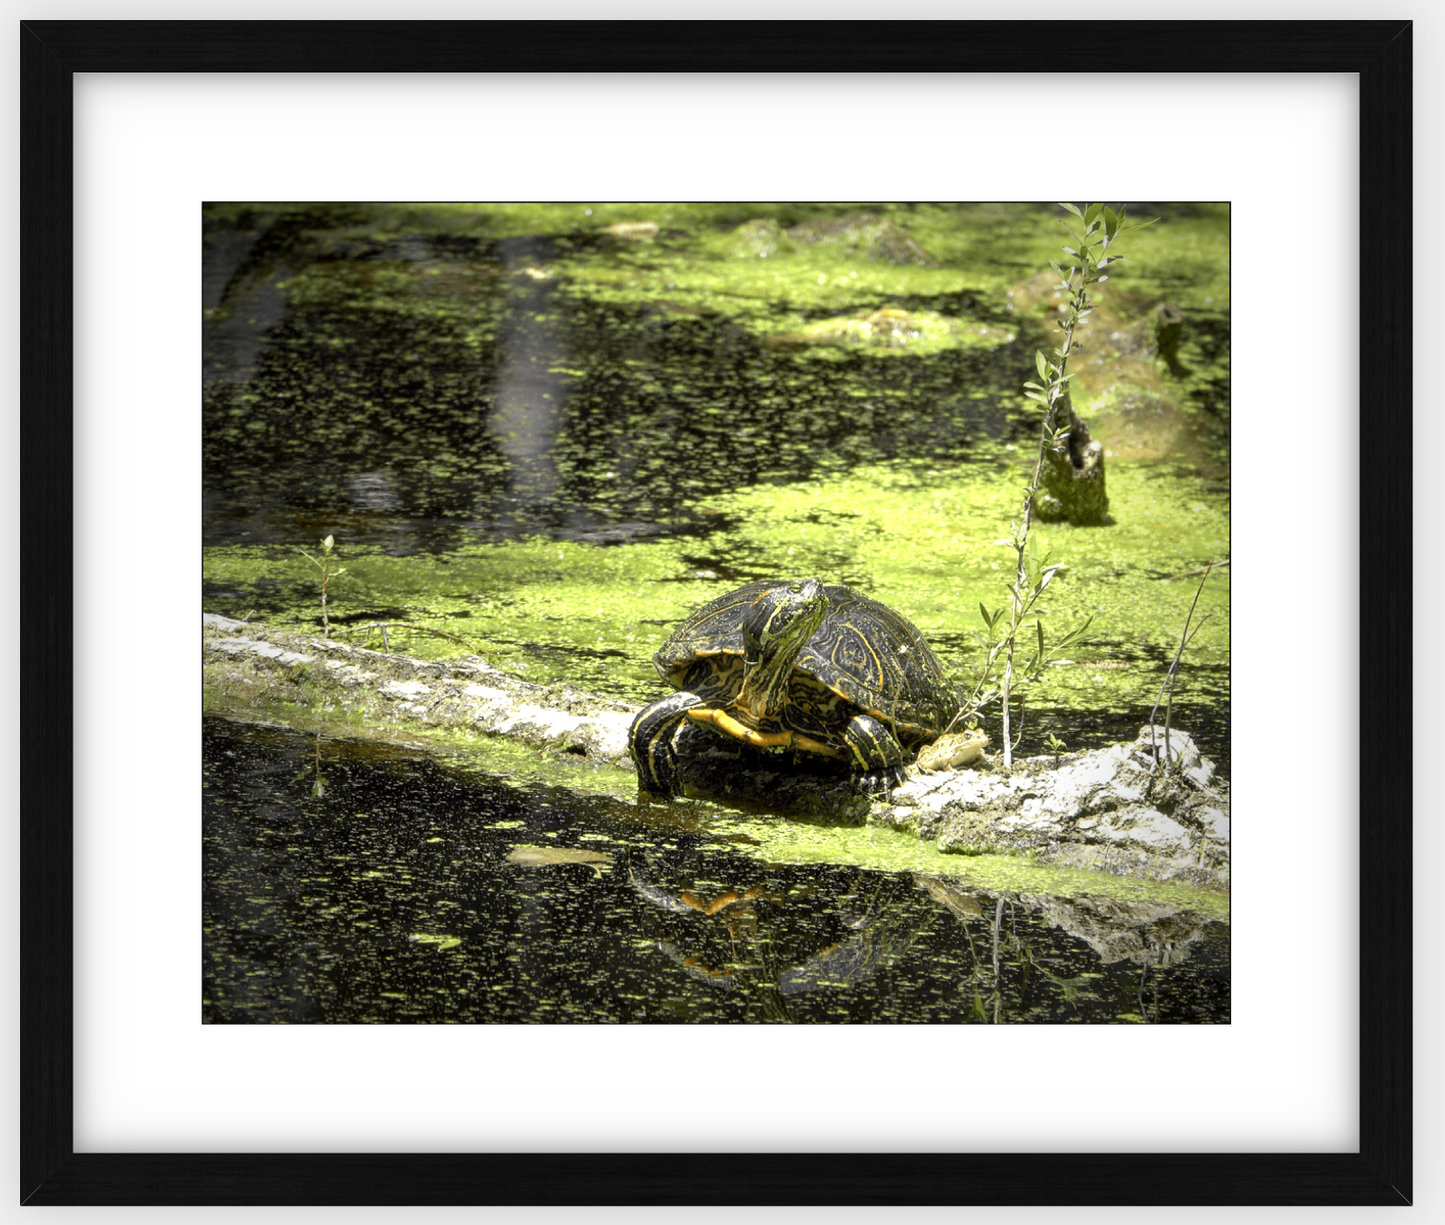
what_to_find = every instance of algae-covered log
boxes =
[203,613,634,767]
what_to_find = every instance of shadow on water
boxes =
[201,207,1039,553]
[203,718,1229,1024]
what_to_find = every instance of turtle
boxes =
[628,578,960,798]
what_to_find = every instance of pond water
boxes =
[201,202,1230,1024]
[204,718,1229,1024]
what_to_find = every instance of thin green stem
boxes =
[1147,561,1217,771]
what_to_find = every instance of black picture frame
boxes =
[20,20,1412,1207]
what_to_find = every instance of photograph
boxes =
[201,201,1231,1024]
[19,14,1414,1207]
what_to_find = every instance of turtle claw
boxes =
[856,764,906,795]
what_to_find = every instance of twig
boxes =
[1147,561,1218,771]
[1159,558,1230,583]
[329,622,483,653]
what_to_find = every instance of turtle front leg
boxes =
[629,691,706,797]
[840,713,908,793]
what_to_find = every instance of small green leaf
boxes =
[1034,351,1048,379]
[1084,202,1103,224]
[1058,202,1083,218]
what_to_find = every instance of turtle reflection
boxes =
[627,851,922,1019]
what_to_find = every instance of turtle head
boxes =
[736,578,828,720]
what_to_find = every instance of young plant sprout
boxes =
[297,534,347,638]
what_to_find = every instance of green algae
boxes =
[206,200,1228,557]
[408,932,462,951]
[217,201,1225,353]
[762,308,1016,357]
[207,199,1228,334]
[708,813,1230,919]
[204,451,1225,726]
[564,202,1225,341]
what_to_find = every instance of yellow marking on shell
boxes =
[847,719,891,769]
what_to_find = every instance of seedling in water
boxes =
[297,534,347,638]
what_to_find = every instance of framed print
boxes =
[20,20,1411,1206]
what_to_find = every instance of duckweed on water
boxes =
[205,202,1227,549]
[710,814,1230,920]
[203,456,1225,725]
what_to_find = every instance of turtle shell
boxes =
[654,580,957,747]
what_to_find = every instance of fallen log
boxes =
[203,613,635,766]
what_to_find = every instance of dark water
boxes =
[203,205,1227,553]
[203,718,1229,1024]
